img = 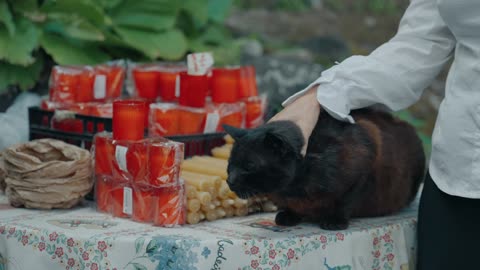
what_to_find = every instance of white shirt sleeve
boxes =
[282,0,456,123]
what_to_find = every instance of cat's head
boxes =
[224,121,304,199]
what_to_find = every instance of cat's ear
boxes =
[223,125,248,140]
[264,131,289,155]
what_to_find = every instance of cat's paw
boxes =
[318,217,349,231]
[275,210,301,226]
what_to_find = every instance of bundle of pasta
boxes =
[181,135,278,224]
[181,170,248,224]
[211,145,232,160]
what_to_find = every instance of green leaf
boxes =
[109,0,178,31]
[208,0,233,23]
[0,58,43,91]
[0,18,39,65]
[10,0,38,13]
[115,27,187,60]
[97,0,122,9]
[131,263,147,270]
[145,239,158,254]
[134,237,145,254]
[0,1,15,35]
[10,0,43,23]
[176,8,200,38]
[111,13,176,31]
[41,0,110,26]
[45,14,105,41]
[198,24,231,45]
[182,0,208,27]
[40,32,110,65]
[102,30,128,47]
[110,0,179,15]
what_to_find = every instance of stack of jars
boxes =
[93,100,185,227]
[143,65,266,137]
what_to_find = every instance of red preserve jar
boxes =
[113,100,146,141]
[211,67,241,103]
[178,72,208,108]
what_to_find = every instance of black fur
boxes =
[225,108,425,230]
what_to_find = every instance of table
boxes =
[0,193,418,270]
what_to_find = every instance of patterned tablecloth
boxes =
[0,193,418,270]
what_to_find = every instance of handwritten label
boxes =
[210,239,233,270]
[123,187,132,215]
[94,74,107,99]
[187,52,214,75]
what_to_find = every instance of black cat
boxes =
[224,108,425,230]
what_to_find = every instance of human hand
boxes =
[268,86,321,156]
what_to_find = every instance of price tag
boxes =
[115,145,128,172]
[175,74,180,97]
[123,187,132,215]
[203,113,220,133]
[94,75,107,99]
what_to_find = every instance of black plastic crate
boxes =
[28,106,226,157]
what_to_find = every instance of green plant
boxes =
[0,0,236,93]
[233,0,311,12]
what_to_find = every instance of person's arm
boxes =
[283,0,455,120]
[272,0,456,154]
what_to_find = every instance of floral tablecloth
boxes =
[0,193,418,270]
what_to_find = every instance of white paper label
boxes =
[115,145,128,172]
[187,52,214,75]
[203,113,220,134]
[123,187,132,215]
[174,74,180,97]
[94,75,107,99]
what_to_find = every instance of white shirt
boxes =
[283,0,480,198]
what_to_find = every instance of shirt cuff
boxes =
[282,76,355,124]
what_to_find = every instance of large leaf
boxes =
[0,58,43,91]
[115,27,187,60]
[102,30,128,47]
[41,0,110,26]
[0,18,39,65]
[109,0,178,31]
[9,0,37,13]
[197,24,231,45]
[111,13,176,31]
[40,33,110,65]
[188,24,232,54]
[45,14,105,41]
[110,0,179,14]
[176,8,200,38]
[10,0,43,23]
[208,0,233,23]
[0,1,15,35]
[182,0,208,27]
[97,0,122,10]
